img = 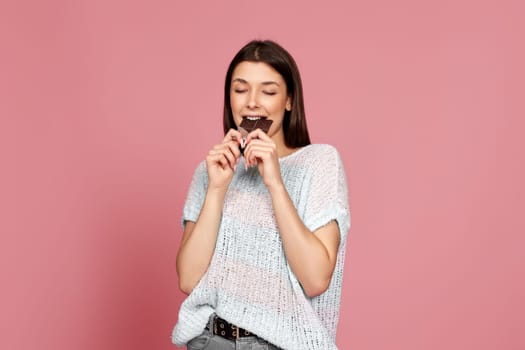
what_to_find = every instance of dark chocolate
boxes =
[239,118,273,134]
[238,118,273,155]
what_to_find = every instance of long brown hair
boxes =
[223,40,311,148]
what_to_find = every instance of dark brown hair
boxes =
[223,40,311,147]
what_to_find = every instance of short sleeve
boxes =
[302,145,351,242]
[181,161,208,228]
[301,145,351,338]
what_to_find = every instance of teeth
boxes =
[245,116,264,120]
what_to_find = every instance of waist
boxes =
[207,315,253,340]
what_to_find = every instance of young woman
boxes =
[172,40,350,350]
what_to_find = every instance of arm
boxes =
[176,129,242,294]
[176,189,227,294]
[270,183,340,297]
[244,131,341,297]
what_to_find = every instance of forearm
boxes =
[176,189,225,294]
[269,183,337,297]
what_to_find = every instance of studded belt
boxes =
[209,315,253,340]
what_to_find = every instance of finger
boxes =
[244,145,271,167]
[244,141,275,160]
[223,147,238,169]
[246,128,271,144]
[223,128,243,144]
[211,141,236,154]
[244,131,274,163]
[225,140,242,161]
[217,153,230,169]
[244,138,275,149]
[218,141,241,168]
[213,145,237,170]
[207,152,226,169]
[246,149,271,168]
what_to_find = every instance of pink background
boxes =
[2,0,524,349]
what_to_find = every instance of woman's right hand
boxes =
[205,129,242,190]
[178,129,242,294]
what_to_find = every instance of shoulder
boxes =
[195,160,207,173]
[304,144,340,156]
[284,144,344,178]
[189,160,208,184]
[299,144,343,165]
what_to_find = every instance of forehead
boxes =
[231,61,285,85]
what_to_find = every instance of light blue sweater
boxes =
[172,144,351,350]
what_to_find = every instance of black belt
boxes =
[208,315,253,340]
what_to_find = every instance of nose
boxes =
[247,90,258,108]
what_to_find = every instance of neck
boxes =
[272,127,300,158]
[275,137,298,158]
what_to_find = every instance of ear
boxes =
[286,97,292,111]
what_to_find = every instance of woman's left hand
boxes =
[244,129,283,189]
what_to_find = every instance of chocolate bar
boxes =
[238,117,273,134]
[238,117,273,155]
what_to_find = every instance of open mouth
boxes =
[242,115,267,121]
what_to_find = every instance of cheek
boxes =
[230,96,241,112]
[230,95,244,111]
[270,99,288,113]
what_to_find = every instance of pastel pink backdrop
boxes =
[2,0,524,349]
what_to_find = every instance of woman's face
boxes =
[230,61,291,140]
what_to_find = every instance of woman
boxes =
[172,40,350,350]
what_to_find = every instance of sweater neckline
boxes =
[278,144,312,161]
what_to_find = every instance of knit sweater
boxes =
[172,144,350,350]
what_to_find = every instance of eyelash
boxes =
[233,89,276,96]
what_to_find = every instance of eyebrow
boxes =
[232,78,280,86]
